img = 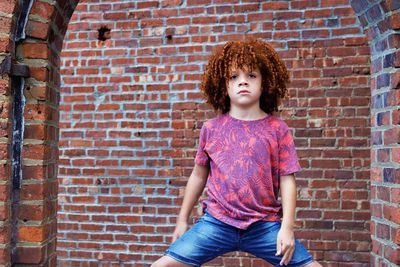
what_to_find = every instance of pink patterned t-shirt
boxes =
[195,113,302,230]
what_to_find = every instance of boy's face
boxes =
[227,65,262,110]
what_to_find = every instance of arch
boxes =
[0,0,79,264]
[350,0,400,265]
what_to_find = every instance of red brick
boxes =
[233,3,259,12]
[392,227,400,245]
[161,0,182,7]
[22,43,49,59]
[30,0,54,20]
[0,36,11,53]
[22,143,49,160]
[0,0,16,14]
[0,16,12,33]
[0,225,10,245]
[0,203,9,221]
[19,204,45,221]
[21,183,47,201]
[319,0,348,6]
[0,101,10,120]
[30,67,49,82]
[384,244,400,264]
[19,226,45,242]
[392,188,400,203]
[0,184,9,202]
[389,12,400,29]
[391,72,400,89]
[0,79,9,96]
[383,205,400,224]
[371,238,382,255]
[14,246,45,264]
[137,0,158,8]
[304,10,330,21]
[4,0,384,266]
[388,33,400,49]
[25,20,48,40]
[384,127,400,145]
[0,143,8,161]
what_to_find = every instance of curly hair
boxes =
[200,38,291,114]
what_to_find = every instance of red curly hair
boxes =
[200,38,290,114]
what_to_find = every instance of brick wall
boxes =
[58,0,372,266]
[0,0,15,265]
[0,0,398,266]
[0,0,78,265]
[351,1,400,266]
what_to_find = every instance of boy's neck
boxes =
[228,106,268,120]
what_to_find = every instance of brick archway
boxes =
[1,0,80,264]
[0,0,398,266]
[349,0,400,266]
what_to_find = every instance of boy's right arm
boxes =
[172,163,210,242]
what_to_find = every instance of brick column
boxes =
[0,0,79,266]
[351,0,400,266]
[0,0,18,266]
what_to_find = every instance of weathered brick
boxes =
[393,227,400,245]
[383,127,400,145]
[0,0,16,14]
[0,16,12,34]
[381,0,399,11]
[0,36,11,53]
[14,245,45,264]
[0,0,395,265]
[389,12,400,29]
[22,43,49,59]
[383,205,400,224]
[30,0,54,20]
[384,244,400,264]
[25,20,49,40]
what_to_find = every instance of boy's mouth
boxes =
[238,90,250,94]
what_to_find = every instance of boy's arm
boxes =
[280,174,297,229]
[173,163,209,242]
[276,173,297,265]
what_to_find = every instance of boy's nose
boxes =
[238,76,248,86]
[239,80,248,86]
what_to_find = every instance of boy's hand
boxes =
[172,220,189,243]
[275,226,295,266]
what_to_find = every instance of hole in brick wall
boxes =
[166,34,173,40]
[26,86,30,91]
[97,26,111,41]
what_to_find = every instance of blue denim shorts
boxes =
[165,211,314,267]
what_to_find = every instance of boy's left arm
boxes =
[276,173,297,266]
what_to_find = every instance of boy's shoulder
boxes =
[268,114,290,132]
[201,113,227,129]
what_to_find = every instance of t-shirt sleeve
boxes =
[278,123,302,176]
[194,123,210,166]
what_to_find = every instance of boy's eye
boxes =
[249,73,256,78]
[230,75,237,80]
